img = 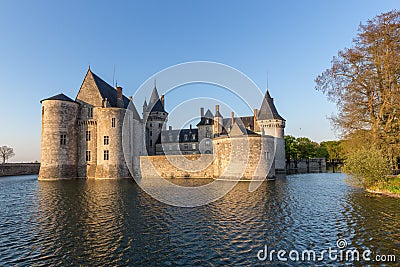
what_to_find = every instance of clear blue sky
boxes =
[0,0,399,162]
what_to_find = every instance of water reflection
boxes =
[0,174,398,266]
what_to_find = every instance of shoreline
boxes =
[366,188,400,198]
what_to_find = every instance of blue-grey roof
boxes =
[196,109,214,126]
[90,71,130,108]
[40,93,77,103]
[258,90,285,121]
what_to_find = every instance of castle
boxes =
[38,68,285,180]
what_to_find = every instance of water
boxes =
[0,173,398,266]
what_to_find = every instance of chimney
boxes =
[116,86,123,99]
[190,124,192,130]
[231,112,235,125]
[215,104,220,116]
[161,95,165,107]
[254,108,258,120]
[200,107,204,117]
[169,125,172,131]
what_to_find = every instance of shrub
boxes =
[342,147,391,188]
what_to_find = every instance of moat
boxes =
[0,173,399,266]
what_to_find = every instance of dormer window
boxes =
[206,119,209,124]
[184,134,188,141]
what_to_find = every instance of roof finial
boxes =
[88,64,91,71]
[154,78,156,88]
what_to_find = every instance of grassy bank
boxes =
[367,175,400,196]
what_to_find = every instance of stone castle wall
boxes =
[140,135,276,179]
[213,135,275,179]
[287,158,326,174]
[0,163,40,177]
[94,108,131,178]
[140,154,215,178]
[39,100,79,180]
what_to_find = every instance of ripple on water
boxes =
[0,174,399,266]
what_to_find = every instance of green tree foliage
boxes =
[342,147,391,188]
[297,137,318,159]
[285,135,299,160]
[285,135,338,160]
[315,10,400,168]
[320,141,343,161]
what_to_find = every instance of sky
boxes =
[0,0,399,162]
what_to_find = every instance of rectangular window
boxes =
[88,107,93,118]
[86,150,91,161]
[104,136,109,145]
[150,131,153,136]
[206,141,211,146]
[192,143,196,150]
[104,150,109,160]
[169,135,173,141]
[206,132,211,138]
[169,145,172,151]
[112,118,116,128]
[150,123,152,128]
[184,134,188,141]
[192,134,196,140]
[159,123,162,128]
[86,131,91,141]
[60,134,66,145]
[184,144,188,150]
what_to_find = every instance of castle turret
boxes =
[144,80,168,155]
[213,105,223,137]
[39,94,79,179]
[257,90,286,173]
[197,107,214,154]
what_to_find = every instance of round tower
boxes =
[39,94,79,180]
[257,90,286,173]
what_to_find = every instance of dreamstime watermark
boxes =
[122,61,276,207]
[257,239,397,263]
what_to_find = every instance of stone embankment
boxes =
[0,163,40,177]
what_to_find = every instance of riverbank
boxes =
[366,176,400,198]
[0,163,40,177]
[366,189,400,198]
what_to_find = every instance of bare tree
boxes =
[0,146,15,163]
[315,10,400,167]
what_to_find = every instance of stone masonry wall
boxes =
[140,135,276,179]
[0,163,40,177]
[39,100,79,180]
[140,154,215,178]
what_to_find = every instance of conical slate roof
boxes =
[258,90,285,121]
[40,93,76,103]
[146,83,166,113]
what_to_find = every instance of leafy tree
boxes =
[0,146,15,163]
[284,135,299,161]
[315,10,400,168]
[342,147,391,188]
[296,137,318,159]
[315,145,329,159]
[320,141,343,161]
